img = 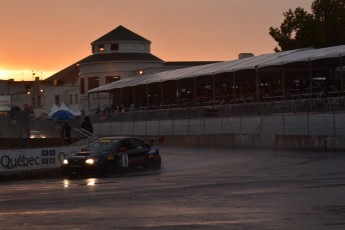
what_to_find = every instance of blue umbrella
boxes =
[49,110,75,120]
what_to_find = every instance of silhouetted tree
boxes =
[269,0,345,52]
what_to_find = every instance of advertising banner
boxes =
[0,145,84,173]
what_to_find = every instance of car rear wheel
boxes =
[145,156,161,170]
[154,156,161,170]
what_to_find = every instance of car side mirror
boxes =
[119,147,127,152]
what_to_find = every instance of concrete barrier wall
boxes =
[144,134,344,152]
[93,112,345,151]
[94,112,345,137]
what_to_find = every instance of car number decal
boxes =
[122,154,129,168]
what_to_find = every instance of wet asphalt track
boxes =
[1,147,345,230]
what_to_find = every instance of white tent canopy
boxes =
[89,45,345,93]
[48,103,81,117]
[49,104,59,115]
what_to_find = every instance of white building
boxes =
[44,25,217,116]
[78,25,164,114]
[0,79,40,111]
[44,25,164,116]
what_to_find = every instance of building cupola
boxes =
[91,25,151,54]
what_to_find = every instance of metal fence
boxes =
[0,112,82,139]
[1,96,345,138]
[89,96,345,138]
[89,96,345,123]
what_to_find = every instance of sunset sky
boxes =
[0,0,314,81]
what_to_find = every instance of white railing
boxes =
[71,128,98,146]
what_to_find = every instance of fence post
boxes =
[260,114,262,135]
[221,116,223,134]
[158,118,160,136]
[120,117,123,135]
[283,113,285,135]
[333,110,335,137]
[307,112,310,136]
[240,116,242,134]
[172,117,175,136]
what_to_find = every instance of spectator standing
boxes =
[81,116,93,134]
[61,121,72,145]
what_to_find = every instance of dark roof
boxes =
[164,61,220,67]
[92,25,150,44]
[44,52,163,83]
[44,62,80,84]
[7,80,34,85]
[79,53,163,64]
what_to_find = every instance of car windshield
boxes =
[86,140,119,152]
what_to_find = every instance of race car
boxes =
[60,136,161,177]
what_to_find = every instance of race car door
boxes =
[120,138,147,167]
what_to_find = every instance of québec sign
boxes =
[1,155,40,169]
[0,146,83,173]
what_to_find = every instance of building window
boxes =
[105,76,120,84]
[69,95,73,104]
[88,77,99,90]
[38,95,43,107]
[138,44,145,50]
[80,78,85,94]
[127,44,134,50]
[75,94,79,103]
[98,44,104,52]
[111,44,119,51]
[55,95,60,106]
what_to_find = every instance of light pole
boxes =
[27,90,31,106]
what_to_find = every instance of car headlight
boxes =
[63,159,68,165]
[85,159,95,165]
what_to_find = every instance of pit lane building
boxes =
[89,45,345,111]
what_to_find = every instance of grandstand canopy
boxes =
[89,45,345,93]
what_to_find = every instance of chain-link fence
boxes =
[89,97,345,123]
[86,96,345,138]
[2,96,345,138]
[0,111,82,139]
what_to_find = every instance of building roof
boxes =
[44,62,80,84]
[44,52,163,83]
[92,25,150,44]
[164,61,220,67]
[79,52,163,64]
[89,44,345,92]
